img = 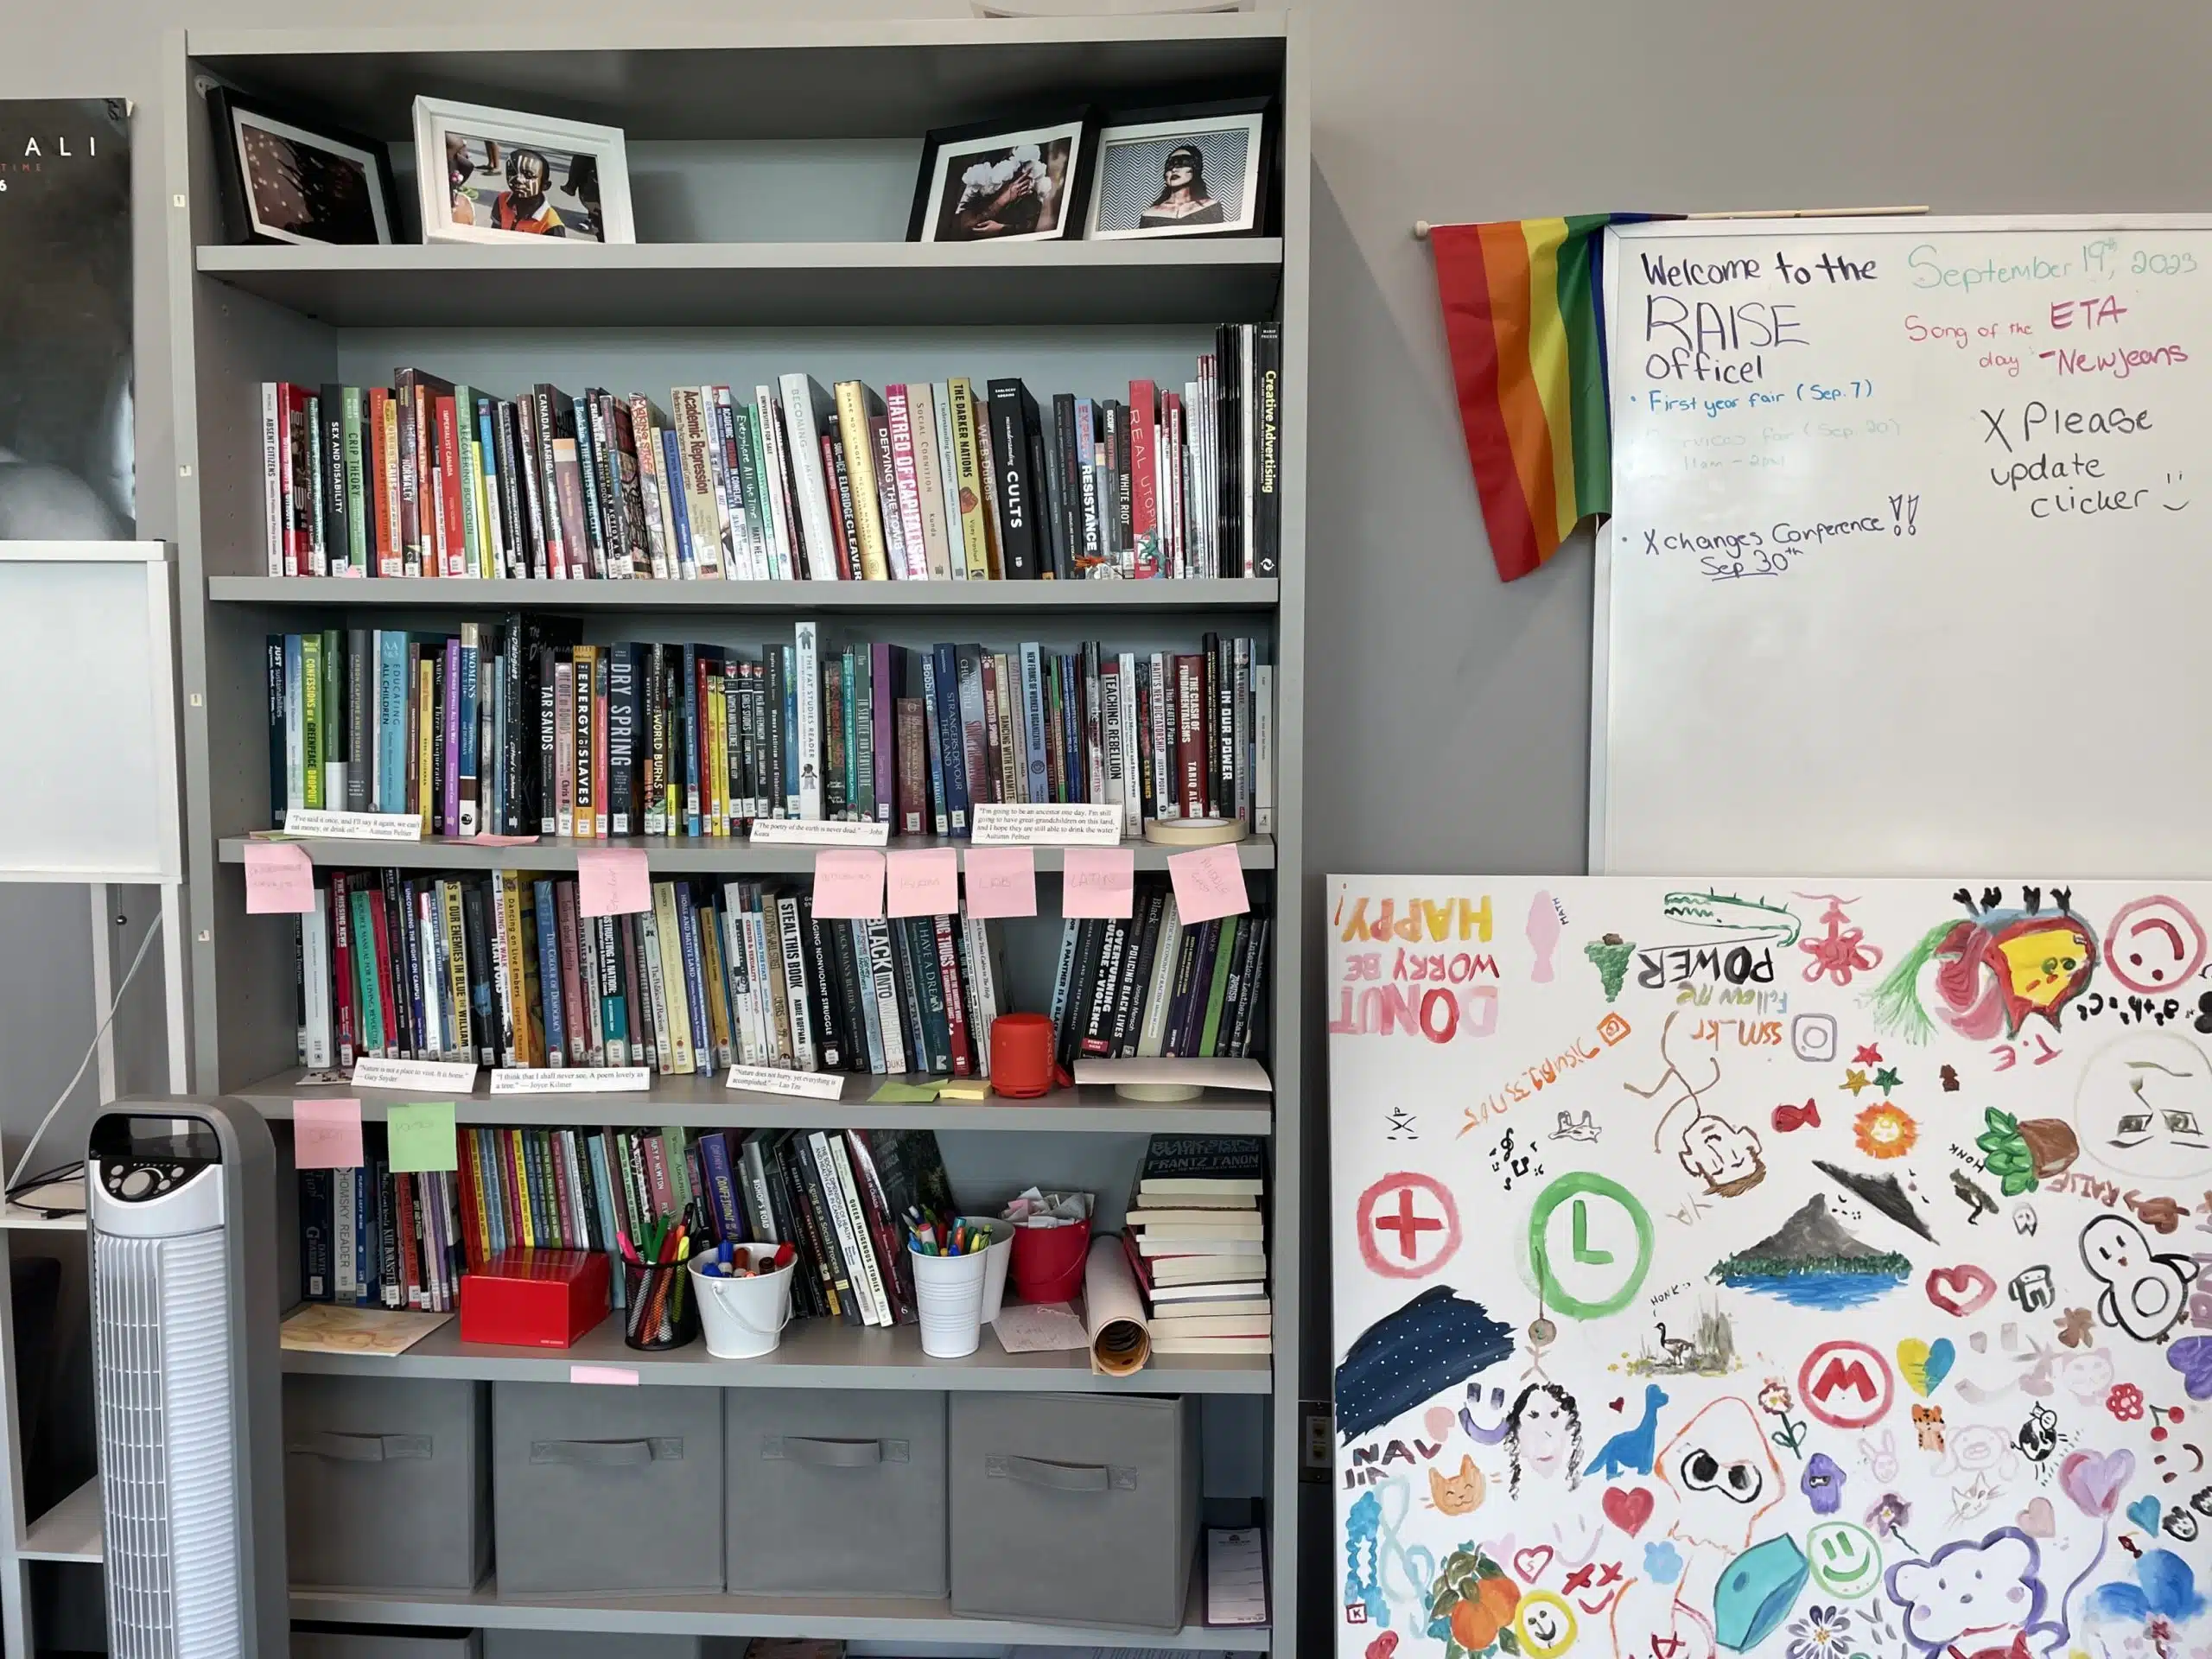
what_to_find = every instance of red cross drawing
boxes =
[1357,1172,1460,1280]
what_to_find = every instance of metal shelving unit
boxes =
[165,14,1307,1654]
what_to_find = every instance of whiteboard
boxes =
[0,543,180,881]
[1329,872,2212,1659]
[1593,215,2212,876]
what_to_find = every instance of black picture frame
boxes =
[205,84,403,247]
[906,107,1101,245]
[1087,98,1277,240]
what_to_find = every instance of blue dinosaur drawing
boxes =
[1583,1382,1669,1479]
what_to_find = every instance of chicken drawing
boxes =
[1871,886,2098,1044]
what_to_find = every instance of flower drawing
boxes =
[1786,1603,1854,1659]
[1853,1102,1918,1159]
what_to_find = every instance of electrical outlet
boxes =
[1302,1402,1333,1480]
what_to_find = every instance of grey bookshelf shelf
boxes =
[282,1306,1272,1394]
[197,240,1285,329]
[290,1568,1267,1650]
[17,1478,103,1566]
[209,575,1278,613]
[246,1065,1274,1135]
[170,14,1307,1655]
[219,832,1274,874]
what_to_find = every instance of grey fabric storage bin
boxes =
[293,1629,482,1659]
[724,1389,947,1597]
[493,1382,723,1596]
[284,1376,490,1592]
[948,1392,1198,1630]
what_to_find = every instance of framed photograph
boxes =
[205,86,399,246]
[1086,100,1272,240]
[412,98,633,246]
[908,109,1098,244]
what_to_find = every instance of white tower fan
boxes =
[89,1101,288,1659]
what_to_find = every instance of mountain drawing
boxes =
[1711,1193,1911,1308]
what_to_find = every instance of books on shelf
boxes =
[298,1120,955,1329]
[1048,887,1271,1068]
[290,868,1013,1080]
[1122,1135,1270,1356]
[257,330,1282,584]
[264,620,1272,841]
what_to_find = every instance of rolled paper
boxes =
[1084,1233,1152,1377]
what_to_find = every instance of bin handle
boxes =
[530,1437,683,1467]
[995,1453,1110,1492]
[777,1436,891,1468]
[287,1431,430,1463]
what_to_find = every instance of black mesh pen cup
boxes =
[621,1257,699,1351]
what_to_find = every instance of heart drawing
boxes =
[2127,1496,2162,1535]
[2016,1497,2056,1538]
[1924,1265,1998,1318]
[1897,1338,1956,1396]
[2169,1336,2212,1402]
[1603,1485,1656,1537]
[1514,1544,1555,1582]
[2059,1448,2135,1517]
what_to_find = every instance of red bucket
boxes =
[1010,1219,1090,1303]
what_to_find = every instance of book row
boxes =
[293,867,1269,1077]
[268,620,1273,838]
[294,871,1009,1078]
[258,326,1281,585]
[299,1122,954,1326]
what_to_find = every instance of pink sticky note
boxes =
[812,849,887,918]
[576,847,650,918]
[1063,848,1136,918]
[465,834,541,847]
[569,1364,639,1386]
[887,848,961,917]
[293,1097,365,1168]
[243,842,315,914]
[963,846,1037,919]
[1170,843,1250,924]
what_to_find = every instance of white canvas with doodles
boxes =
[1330,877,2212,1659]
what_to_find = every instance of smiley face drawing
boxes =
[2070,1033,2212,1180]
[2079,1214,2201,1342]
[1806,1520,1885,1599]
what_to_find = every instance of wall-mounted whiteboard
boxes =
[1592,215,2212,877]
[0,543,180,881]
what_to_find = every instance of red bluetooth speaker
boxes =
[990,1014,1055,1098]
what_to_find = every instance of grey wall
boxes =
[16,0,2212,1638]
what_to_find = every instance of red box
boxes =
[459,1249,610,1349]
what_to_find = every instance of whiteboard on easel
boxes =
[0,543,179,881]
[1592,215,2212,878]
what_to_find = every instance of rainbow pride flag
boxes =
[1429,215,1658,582]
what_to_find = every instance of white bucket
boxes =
[958,1215,1015,1323]
[910,1243,989,1358]
[690,1247,795,1358]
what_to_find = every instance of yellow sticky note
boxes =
[386,1102,458,1173]
[871,1080,945,1103]
[936,1080,990,1101]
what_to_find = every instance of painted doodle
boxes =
[1332,879,2212,1659]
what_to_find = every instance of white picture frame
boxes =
[412,97,633,246]
[1087,108,1268,240]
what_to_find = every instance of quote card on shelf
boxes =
[576,847,650,917]
[385,1102,458,1174]
[811,849,886,918]
[750,818,889,847]
[963,846,1038,918]
[1063,848,1136,918]
[353,1056,479,1091]
[243,841,315,913]
[887,849,960,916]
[1169,843,1249,923]
[969,802,1122,846]
[292,1098,364,1169]
[276,810,423,842]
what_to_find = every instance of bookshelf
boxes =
[166,14,1306,1656]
